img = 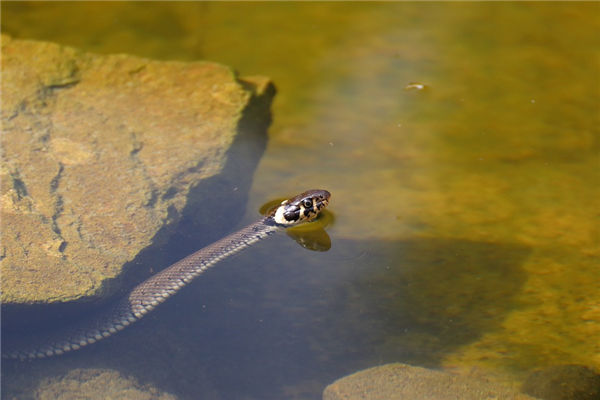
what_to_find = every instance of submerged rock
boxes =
[323,363,536,400]
[33,368,176,400]
[1,34,274,306]
[521,364,600,400]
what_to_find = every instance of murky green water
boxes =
[2,2,599,399]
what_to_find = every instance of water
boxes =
[2,2,599,399]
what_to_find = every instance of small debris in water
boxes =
[405,82,427,91]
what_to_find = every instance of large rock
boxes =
[323,363,537,400]
[1,34,274,307]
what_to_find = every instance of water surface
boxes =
[2,2,599,399]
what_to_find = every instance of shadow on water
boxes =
[2,227,531,400]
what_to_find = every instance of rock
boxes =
[521,364,600,400]
[323,363,537,400]
[32,368,176,400]
[0,34,274,307]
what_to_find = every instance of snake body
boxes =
[3,189,330,360]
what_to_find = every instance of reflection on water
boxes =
[2,2,598,399]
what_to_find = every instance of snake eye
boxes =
[303,199,313,208]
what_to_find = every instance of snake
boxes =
[2,189,331,360]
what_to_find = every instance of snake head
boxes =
[271,189,331,226]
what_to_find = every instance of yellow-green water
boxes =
[2,2,599,399]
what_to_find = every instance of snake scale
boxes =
[3,189,331,360]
